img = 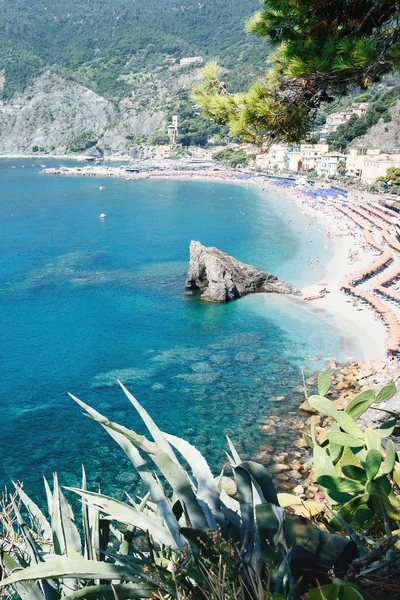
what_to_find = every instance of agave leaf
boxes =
[63,583,156,599]
[328,509,367,556]
[69,394,208,531]
[0,552,46,600]
[11,497,42,565]
[375,380,397,404]
[335,412,363,439]
[59,486,82,556]
[345,390,376,421]
[380,440,396,475]
[13,482,52,541]
[318,371,332,397]
[43,476,53,518]
[234,465,254,547]
[255,503,284,558]
[66,488,176,549]
[81,466,93,561]
[0,559,141,588]
[239,461,279,505]
[11,502,62,600]
[365,449,381,481]
[51,474,66,556]
[308,395,338,418]
[164,432,225,532]
[118,381,176,460]
[226,435,242,466]
[102,425,184,547]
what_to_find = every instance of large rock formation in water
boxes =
[186,241,301,303]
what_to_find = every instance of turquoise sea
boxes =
[0,159,345,499]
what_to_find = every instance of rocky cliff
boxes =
[0,67,200,155]
[186,241,301,302]
[0,72,117,155]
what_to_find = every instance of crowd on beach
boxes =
[268,178,400,362]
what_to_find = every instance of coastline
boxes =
[267,184,388,361]
[34,161,393,362]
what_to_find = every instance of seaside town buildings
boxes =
[360,153,400,184]
[253,142,400,184]
[315,152,346,178]
[319,102,370,140]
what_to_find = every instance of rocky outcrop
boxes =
[186,241,301,302]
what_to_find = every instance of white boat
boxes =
[99,213,106,218]
[99,186,105,190]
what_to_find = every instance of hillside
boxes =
[0,0,268,155]
[326,77,400,152]
[0,0,266,100]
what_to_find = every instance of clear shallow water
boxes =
[0,159,344,498]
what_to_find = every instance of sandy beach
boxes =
[269,183,396,362]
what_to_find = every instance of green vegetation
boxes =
[0,0,266,102]
[384,167,400,185]
[0,374,399,599]
[66,130,98,153]
[329,85,400,151]
[174,92,229,147]
[307,374,400,527]
[213,148,249,168]
[194,0,400,144]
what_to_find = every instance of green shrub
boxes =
[66,130,98,153]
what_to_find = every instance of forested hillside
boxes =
[0,0,266,101]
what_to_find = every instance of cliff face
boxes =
[186,241,301,302]
[0,67,201,155]
[0,72,117,155]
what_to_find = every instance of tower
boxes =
[168,115,179,148]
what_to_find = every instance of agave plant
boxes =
[0,381,366,599]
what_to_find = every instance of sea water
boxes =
[0,159,344,499]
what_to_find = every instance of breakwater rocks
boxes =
[258,358,400,499]
[185,241,301,303]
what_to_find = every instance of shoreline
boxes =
[34,161,395,362]
[267,183,389,362]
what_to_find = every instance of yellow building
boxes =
[346,148,381,177]
[361,154,400,184]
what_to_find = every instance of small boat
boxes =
[305,292,325,301]
[99,186,105,190]
[99,213,106,219]
[40,164,46,168]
